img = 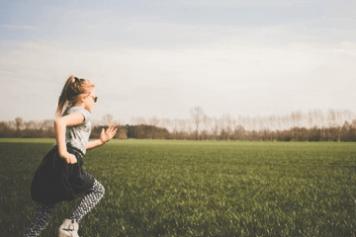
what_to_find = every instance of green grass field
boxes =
[1,138,355,237]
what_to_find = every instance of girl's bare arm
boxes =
[86,125,118,150]
[86,139,106,150]
[54,112,86,158]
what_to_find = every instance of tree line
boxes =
[1,109,356,141]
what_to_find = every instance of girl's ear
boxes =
[78,94,87,103]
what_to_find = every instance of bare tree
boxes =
[190,106,206,140]
[291,111,303,128]
[15,117,24,132]
[25,120,37,130]
[352,119,356,128]
[131,116,146,125]
[327,109,338,127]
[102,114,114,125]
[147,116,160,127]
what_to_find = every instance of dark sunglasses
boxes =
[91,96,98,103]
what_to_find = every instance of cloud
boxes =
[0,38,356,122]
[1,1,356,121]
[0,24,37,31]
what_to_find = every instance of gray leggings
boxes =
[23,179,105,237]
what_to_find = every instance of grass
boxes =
[0,138,355,237]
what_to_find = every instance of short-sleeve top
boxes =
[63,106,92,155]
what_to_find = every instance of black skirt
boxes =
[30,142,95,205]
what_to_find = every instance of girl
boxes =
[23,75,118,237]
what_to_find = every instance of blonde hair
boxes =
[56,75,95,116]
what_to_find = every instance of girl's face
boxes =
[83,87,97,112]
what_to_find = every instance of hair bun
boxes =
[69,75,76,83]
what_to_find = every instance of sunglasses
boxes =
[86,94,98,103]
[91,95,98,103]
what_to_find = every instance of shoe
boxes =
[58,218,80,237]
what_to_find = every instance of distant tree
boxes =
[352,119,356,128]
[147,116,160,127]
[132,116,146,125]
[290,111,303,128]
[15,117,24,131]
[233,125,245,140]
[190,106,206,140]
[117,126,128,139]
[102,114,114,125]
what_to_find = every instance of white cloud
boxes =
[1,38,356,122]
[0,24,37,31]
[1,0,356,122]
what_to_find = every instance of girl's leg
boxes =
[69,178,105,223]
[23,203,56,237]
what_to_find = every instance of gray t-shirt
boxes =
[63,106,92,155]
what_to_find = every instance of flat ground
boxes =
[1,138,355,237]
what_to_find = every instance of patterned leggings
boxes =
[23,179,105,237]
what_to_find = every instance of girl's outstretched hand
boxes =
[100,124,119,144]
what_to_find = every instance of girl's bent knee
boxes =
[99,183,105,196]
[94,180,105,196]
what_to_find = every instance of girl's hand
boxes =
[100,124,119,144]
[60,151,77,164]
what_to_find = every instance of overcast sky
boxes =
[0,0,355,123]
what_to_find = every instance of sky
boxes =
[0,0,355,124]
